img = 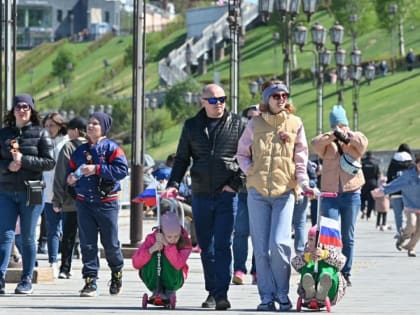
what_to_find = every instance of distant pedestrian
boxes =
[52,117,87,279]
[386,143,414,237]
[379,60,388,76]
[311,104,368,287]
[371,176,390,231]
[67,112,128,297]
[360,151,380,220]
[406,48,415,71]
[372,154,420,257]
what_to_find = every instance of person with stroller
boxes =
[166,84,246,310]
[292,225,347,306]
[237,81,317,311]
[132,212,192,300]
[311,105,368,287]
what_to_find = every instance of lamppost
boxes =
[389,4,397,74]
[273,32,280,78]
[277,0,317,92]
[350,48,362,131]
[294,20,344,135]
[249,80,258,99]
[227,0,241,114]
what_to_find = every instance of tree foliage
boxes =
[165,78,202,122]
[51,49,76,87]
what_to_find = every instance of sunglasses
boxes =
[271,93,288,100]
[14,103,31,111]
[203,96,226,105]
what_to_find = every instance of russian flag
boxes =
[132,184,158,207]
[318,216,343,248]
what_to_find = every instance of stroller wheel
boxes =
[142,293,148,309]
[325,296,331,312]
[169,292,176,309]
[296,296,302,312]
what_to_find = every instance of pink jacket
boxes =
[131,227,192,280]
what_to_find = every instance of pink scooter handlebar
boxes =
[301,191,338,198]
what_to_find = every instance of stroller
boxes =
[296,191,338,313]
[141,193,187,310]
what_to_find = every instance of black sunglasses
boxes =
[203,96,226,105]
[14,103,31,111]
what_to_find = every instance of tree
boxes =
[165,78,202,122]
[374,0,420,57]
[51,49,76,87]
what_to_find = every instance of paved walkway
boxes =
[1,210,419,314]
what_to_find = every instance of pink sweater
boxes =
[131,227,192,280]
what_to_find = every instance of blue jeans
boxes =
[321,192,361,276]
[192,192,235,301]
[233,192,256,274]
[292,196,309,254]
[45,202,62,264]
[390,197,404,234]
[0,191,43,280]
[247,188,294,304]
[76,200,124,278]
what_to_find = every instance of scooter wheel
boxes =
[142,293,148,309]
[325,296,331,312]
[169,292,176,309]
[296,296,302,312]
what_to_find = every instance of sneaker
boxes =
[301,273,315,299]
[315,273,332,301]
[408,250,416,257]
[80,277,98,297]
[396,237,403,251]
[215,298,231,310]
[201,294,216,308]
[232,270,244,285]
[251,273,257,285]
[15,277,33,294]
[109,271,122,295]
[275,295,292,311]
[58,271,71,279]
[0,277,5,295]
[49,262,59,279]
[257,301,276,311]
[343,273,352,287]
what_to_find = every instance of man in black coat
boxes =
[166,84,246,310]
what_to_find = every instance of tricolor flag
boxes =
[318,216,343,248]
[132,184,158,207]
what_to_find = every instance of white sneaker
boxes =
[49,262,59,279]
[301,273,315,299]
[315,273,332,301]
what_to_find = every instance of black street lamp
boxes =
[294,20,344,135]
[273,32,280,78]
[350,48,362,131]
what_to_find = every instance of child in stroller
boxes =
[132,212,192,308]
[292,225,347,311]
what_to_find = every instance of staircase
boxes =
[158,2,259,86]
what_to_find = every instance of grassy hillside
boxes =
[15,10,420,161]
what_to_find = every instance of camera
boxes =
[333,129,350,144]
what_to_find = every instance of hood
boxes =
[392,151,412,162]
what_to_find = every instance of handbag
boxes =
[24,180,45,206]
[335,140,362,175]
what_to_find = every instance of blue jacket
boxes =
[69,138,128,203]
[383,166,420,210]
